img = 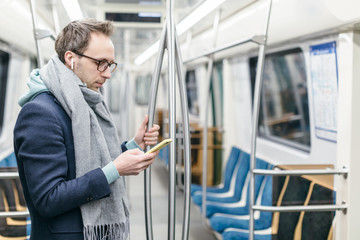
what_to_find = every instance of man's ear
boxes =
[64,51,75,69]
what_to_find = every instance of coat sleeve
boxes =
[14,100,112,219]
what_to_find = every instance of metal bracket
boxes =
[35,28,56,40]
[341,201,348,214]
[342,166,348,179]
[251,35,266,45]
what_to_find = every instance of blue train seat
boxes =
[0,152,17,167]
[209,175,273,233]
[191,146,242,196]
[192,151,249,206]
[202,158,268,218]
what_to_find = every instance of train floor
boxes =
[127,159,217,240]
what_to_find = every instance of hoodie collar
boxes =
[18,69,49,107]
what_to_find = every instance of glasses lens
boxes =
[109,63,117,73]
[98,61,108,72]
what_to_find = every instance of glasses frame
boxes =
[74,52,117,73]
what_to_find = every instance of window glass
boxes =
[250,48,310,151]
[0,50,10,136]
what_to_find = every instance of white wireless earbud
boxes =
[71,59,74,70]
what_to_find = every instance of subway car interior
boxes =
[1,0,360,239]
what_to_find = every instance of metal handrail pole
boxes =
[183,35,265,64]
[175,30,191,240]
[52,0,60,34]
[253,204,348,213]
[253,168,349,176]
[201,57,213,221]
[145,22,167,240]
[29,0,43,67]
[0,172,20,179]
[201,9,220,222]
[249,1,273,240]
[0,211,30,218]
[167,0,176,238]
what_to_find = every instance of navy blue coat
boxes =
[13,92,125,240]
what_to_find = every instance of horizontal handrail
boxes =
[253,168,348,178]
[253,203,347,214]
[0,172,20,179]
[0,173,29,218]
[183,35,265,63]
[0,211,30,218]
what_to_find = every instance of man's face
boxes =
[74,32,115,92]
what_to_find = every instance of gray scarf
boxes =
[40,55,129,240]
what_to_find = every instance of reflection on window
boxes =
[0,50,9,136]
[185,70,199,115]
[250,48,310,151]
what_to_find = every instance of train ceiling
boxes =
[33,0,255,65]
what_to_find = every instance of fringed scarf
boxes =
[40,55,129,240]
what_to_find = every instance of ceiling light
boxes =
[134,0,226,65]
[61,0,83,21]
[176,0,226,36]
[134,41,159,65]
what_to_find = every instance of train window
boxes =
[250,48,310,151]
[0,50,10,136]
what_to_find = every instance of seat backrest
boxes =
[232,152,250,200]
[231,154,269,203]
[222,147,242,191]
[243,158,269,206]
[274,176,311,240]
[299,183,335,240]
[256,175,273,228]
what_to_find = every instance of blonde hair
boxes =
[55,18,114,63]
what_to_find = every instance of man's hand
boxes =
[113,149,159,176]
[134,115,160,150]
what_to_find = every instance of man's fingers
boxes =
[141,115,149,128]
[148,124,160,132]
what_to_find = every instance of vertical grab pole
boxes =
[201,9,221,221]
[145,23,167,240]
[201,58,213,221]
[249,0,272,240]
[175,31,191,240]
[167,0,177,239]
[29,0,43,67]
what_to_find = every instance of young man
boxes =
[13,18,159,240]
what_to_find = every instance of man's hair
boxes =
[55,18,115,63]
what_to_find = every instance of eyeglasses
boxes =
[74,52,117,73]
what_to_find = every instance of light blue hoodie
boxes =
[18,69,143,183]
[18,69,48,107]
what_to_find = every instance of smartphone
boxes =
[146,139,172,154]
